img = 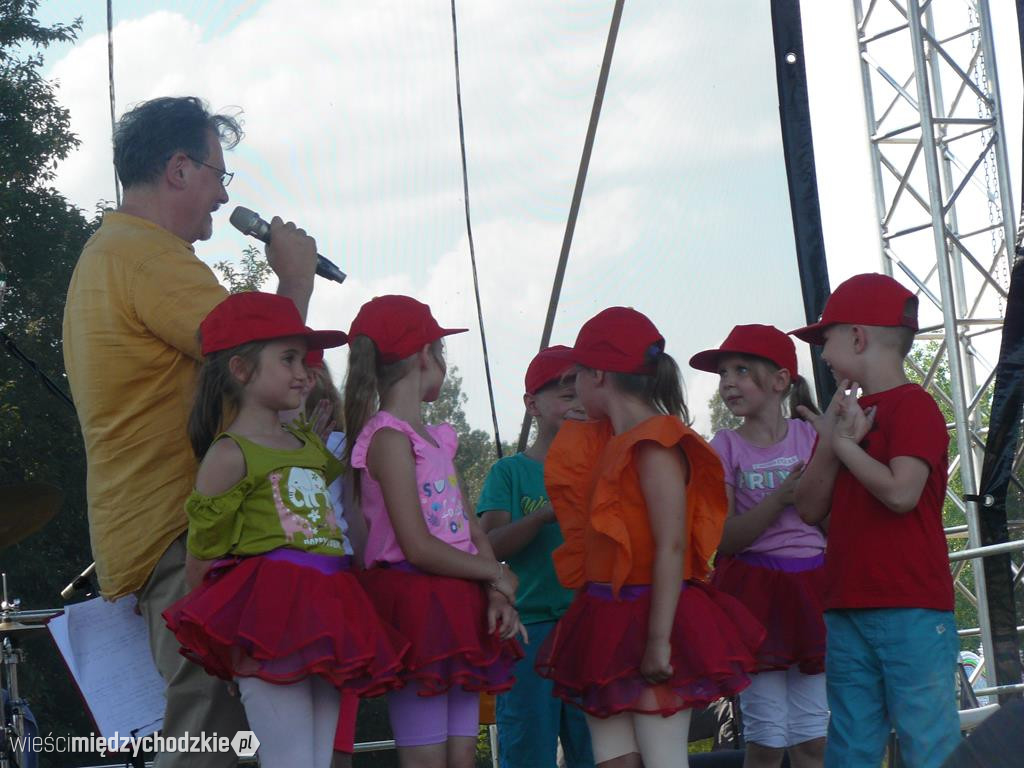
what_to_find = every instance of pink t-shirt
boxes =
[352,411,477,566]
[710,419,824,558]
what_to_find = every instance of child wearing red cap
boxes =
[535,307,764,768]
[162,292,408,768]
[689,324,827,768]
[790,274,960,767]
[342,294,525,768]
[477,346,595,768]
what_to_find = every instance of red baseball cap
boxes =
[790,273,918,345]
[304,348,325,368]
[200,292,347,356]
[348,295,467,364]
[689,324,798,376]
[525,345,576,394]
[567,307,664,374]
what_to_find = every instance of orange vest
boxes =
[545,415,726,597]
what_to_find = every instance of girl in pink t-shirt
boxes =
[689,324,827,768]
[342,295,525,768]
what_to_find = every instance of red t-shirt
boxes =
[824,383,954,611]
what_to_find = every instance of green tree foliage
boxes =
[0,2,104,763]
[705,391,742,437]
[215,244,272,294]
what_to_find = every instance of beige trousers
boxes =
[137,536,250,767]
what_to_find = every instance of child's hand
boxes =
[489,561,519,605]
[833,382,876,447]
[640,639,673,685]
[798,385,842,438]
[534,504,557,525]
[487,590,529,643]
[772,461,805,508]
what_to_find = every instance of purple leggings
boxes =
[387,683,480,747]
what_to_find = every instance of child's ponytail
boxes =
[342,335,381,472]
[788,374,820,420]
[651,351,690,424]
[187,341,265,458]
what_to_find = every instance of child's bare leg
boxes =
[742,742,785,768]
[598,754,642,768]
[396,743,447,768]
[787,737,826,768]
[445,735,477,768]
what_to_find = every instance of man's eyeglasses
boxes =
[188,156,234,188]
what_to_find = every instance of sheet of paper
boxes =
[48,597,165,739]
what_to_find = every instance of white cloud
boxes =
[45,0,1021,446]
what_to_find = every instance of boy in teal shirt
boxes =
[478,346,595,768]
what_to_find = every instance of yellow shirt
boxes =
[63,212,227,598]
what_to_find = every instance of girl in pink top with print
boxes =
[342,295,525,768]
[689,324,827,768]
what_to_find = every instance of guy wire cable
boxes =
[107,0,121,207]
[450,0,503,459]
[515,0,626,453]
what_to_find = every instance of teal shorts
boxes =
[824,608,962,767]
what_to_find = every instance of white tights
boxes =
[585,710,693,767]
[236,676,340,768]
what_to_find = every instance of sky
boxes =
[26,0,1024,441]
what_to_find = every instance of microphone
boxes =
[61,562,96,600]
[229,206,347,284]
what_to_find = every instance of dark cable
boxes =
[450,0,503,459]
[1,332,76,412]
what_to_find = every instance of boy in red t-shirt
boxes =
[791,273,961,767]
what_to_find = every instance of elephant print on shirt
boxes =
[270,468,342,544]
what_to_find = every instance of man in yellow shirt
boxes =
[63,96,318,767]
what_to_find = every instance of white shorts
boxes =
[739,667,828,749]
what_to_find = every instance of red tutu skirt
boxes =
[163,549,408,695]
[535,580,764,718]
[710,552,826,675]
[357,564,523,695]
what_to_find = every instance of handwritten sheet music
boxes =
[49,596,165,739]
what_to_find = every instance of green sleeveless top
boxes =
[186,425,347,560]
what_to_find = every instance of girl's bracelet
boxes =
[488,561,507,590]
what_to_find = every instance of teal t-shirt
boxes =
[477,452,574,624]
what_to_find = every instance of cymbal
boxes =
[0,483,62,550]
[0,609,64,633]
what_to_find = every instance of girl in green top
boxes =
[164,292,407,768]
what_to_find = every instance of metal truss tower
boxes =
[854,0,1021,699]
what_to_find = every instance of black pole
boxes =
[969,256,1024,702]
[770,0,834,408]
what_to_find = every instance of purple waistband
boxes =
[262,549,352,575]
[585,582,685,600]
[735,551,824,573]
[371,559,422,574]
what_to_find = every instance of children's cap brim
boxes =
[789,322,829,345]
